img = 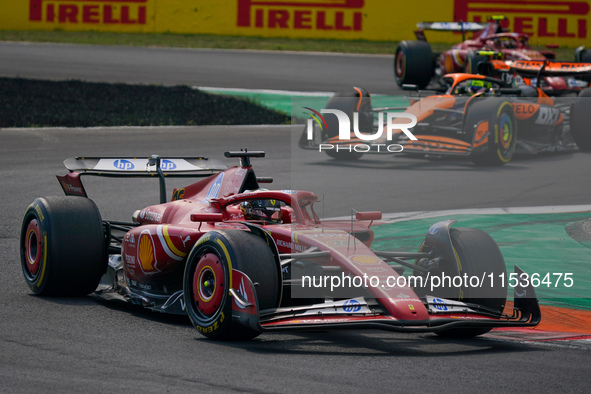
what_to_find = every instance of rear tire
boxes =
[183,230,279,340]
[394,41,434,89]
[436,228,507,338]
[323,88,373,161]
[465,50,489,74]
[20,196,106,296]
[574,47,591,82]
[570,88,591,151]
[466,98,517,166]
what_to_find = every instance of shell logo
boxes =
[138,232,156,272]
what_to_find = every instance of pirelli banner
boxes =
[1,0,590,47]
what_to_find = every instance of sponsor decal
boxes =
[428,224,441,235]
[276,238,308,252]
[203,173,224,201]
[124,253,136,266]
[195,311,225,333]
[125,232,135,244]
[137,231,157,273]
[350,255,382,265]
[29,0,148,25]
[160,159,177,171]
[535,106,560,126]
[139,208,163,222]
[454,0,589,40]
[343,299,361,312]
[237,0,364,32]
[113,159,135,171]
[172,188,185,201]
[34,204,45,222]
[432,297,448,311]
[60,180,84,195]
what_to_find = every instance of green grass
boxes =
[0,77,290,127]
[0,29,577,59]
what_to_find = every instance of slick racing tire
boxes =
[570,88,591,151]
[465,50,489,75]
[466,98,517,166]
[20,196,107,296]
[436,228,507,338]
[574,47,591,82]
[322,88,373,161]
[183,230,279,340]
[394,40,434,89]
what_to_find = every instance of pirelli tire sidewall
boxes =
[21,199,51,294]
[183,231,235,339]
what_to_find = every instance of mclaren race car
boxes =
[21,150,540,340]
[393,16,568,91]
[300,60,591,165]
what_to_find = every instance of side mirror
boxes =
[356,211,382,221]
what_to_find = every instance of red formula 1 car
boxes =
[21,151,540,340]
[300,60,591,165]
[393,17,567,91]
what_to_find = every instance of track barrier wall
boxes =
[1,0,590,47]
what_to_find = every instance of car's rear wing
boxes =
[415,21,486,41]
[57,155,228,203]
[510,60,591,78]
[416,21,486,32]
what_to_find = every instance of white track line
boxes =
[196,86,335,96]
[330,205,591,222]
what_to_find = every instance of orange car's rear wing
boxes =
[510,60,591,78]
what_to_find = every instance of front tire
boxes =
[466,98,517,166]
[570,88,591,151]
[323,88,373,161]
[20,196,106,296]
[183,230,279,340]
[436,228,507,338]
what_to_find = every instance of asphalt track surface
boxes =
[0,41,398,94]
[1,43,591,392]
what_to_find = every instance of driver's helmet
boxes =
[240,198,282,224]
[468,79,492,95]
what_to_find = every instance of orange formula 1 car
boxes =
[300,61,591,165]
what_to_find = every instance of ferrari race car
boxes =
[299,60,591,165]
[393,16,568,91]
[21,150,541,340]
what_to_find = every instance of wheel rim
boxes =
[498,113,514,151]
[192,253,225,317]
[395,51,405,79]
[24,219,42,277]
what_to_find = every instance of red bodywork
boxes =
[56,152,541,334]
